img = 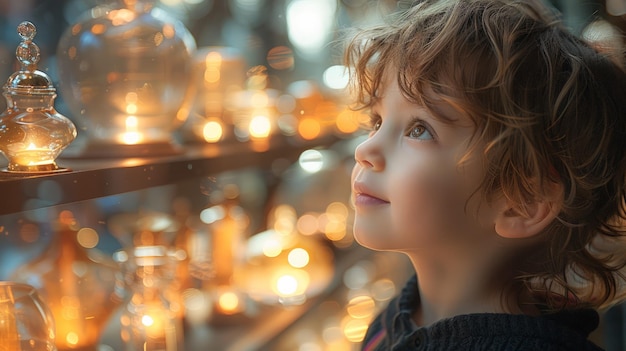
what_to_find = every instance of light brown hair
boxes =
[344,0,626,310]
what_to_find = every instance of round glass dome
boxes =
[56,0,197,156]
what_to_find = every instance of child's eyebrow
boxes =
[420,102,464,125]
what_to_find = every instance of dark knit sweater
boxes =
[362,275,604,350]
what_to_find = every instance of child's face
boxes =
[351,80,498,253]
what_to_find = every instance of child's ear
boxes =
[493,184,563,239]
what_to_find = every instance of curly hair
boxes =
[344,0,626,310]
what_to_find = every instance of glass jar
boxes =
[56,0,197,157]
[117,245,183,351]
[0,21,76,173]
[0,282,57,351]
[183,46,246,144]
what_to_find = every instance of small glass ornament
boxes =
[0,282,57,351]
[56,0,197,157]
[0,21,77,173]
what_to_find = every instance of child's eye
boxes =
[406,122,433,140]
[373,119,382,131]
[367,114,382,133]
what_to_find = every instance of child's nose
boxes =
[354,136,385,171]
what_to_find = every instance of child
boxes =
[345,0,626,349]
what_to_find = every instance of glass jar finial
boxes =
[16,21,40,68]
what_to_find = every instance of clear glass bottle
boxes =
[0,21,76,173]
[56,0,197,156]
[118,245,183,351]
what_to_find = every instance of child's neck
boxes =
[407,240,536,326]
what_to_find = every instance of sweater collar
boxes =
[386,274,601,349]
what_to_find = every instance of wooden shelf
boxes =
[0,136,338,215]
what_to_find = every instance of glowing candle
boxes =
[10,143,56,167]
[120,116,144,144]
[211,203,239,284]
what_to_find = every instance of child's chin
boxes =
[353,234,395,252]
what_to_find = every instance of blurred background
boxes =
[0,0,624,350]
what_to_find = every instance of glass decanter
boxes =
[56,0,197,156]
[0,21,77,173]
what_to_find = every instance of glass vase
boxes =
[10,212,121,351]
[0,282,57,351]
[56,0,197,157]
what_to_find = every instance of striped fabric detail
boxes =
[362,329,386,351]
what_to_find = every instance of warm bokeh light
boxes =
[204,51,223,84]
[287,248,310,268]
[59,210,78,228]
[77,227,99,248]
[90,23,106,35]
[271,204,297,235]
[125,103,137,114]
[154,32,164,46]
[66,331,79,346]
[107,9,135,26]
[342,317,369,343]
[335,109,362,134]
[249,114,272,139]
[162,24,175,39]
[142,315,155,327]
[298,117,321,140]
[250,91,270,108]
[371,279,397,302]
[327,202,348,217]
[297,213,319,236]
[142,306,168,339]
[217,291,241,314]
[320,201,349,242]
[19,222,40,243]
[202,120,223,142]
[346,295,375,319]
[182,288,212,325]
[262,237,283,258]
[276,274,299,296]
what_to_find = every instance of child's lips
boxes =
[352,182,389,206]
[354,193,389,206]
